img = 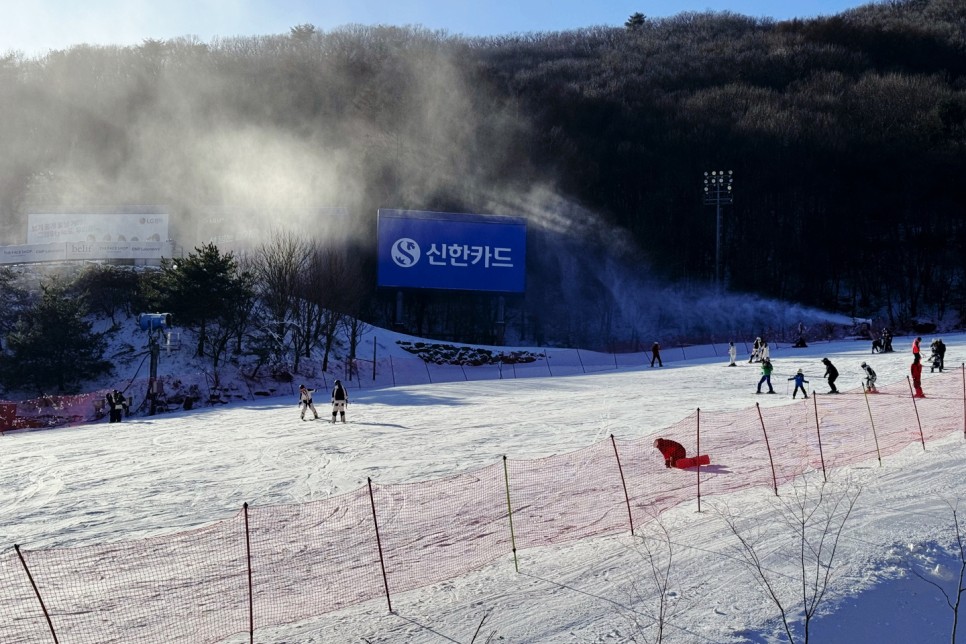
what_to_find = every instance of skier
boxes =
[331,379,349,423]
[760,340,771,362]
[749,337,762,363]
[912,336,922,360]
[650,341,663,367]
[653,437,687,468]
[930,338,946,373]
[911,354,925,398]
[298,384,319,421]
[728,341,737,367]
[861,362,877,392]
[821,358,839,393]
[788,369,809,399]
[881,328,893,352]
[756,357,776,394]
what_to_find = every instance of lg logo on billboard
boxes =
[390,238,420,268]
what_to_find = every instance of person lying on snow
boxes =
[653,437,687,468]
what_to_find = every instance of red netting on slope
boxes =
[0,512,248,644]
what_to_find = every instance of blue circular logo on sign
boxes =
[391,238,420,268]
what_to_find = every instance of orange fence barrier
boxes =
[1,368,964,643]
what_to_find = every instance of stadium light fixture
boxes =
[703,170,734,290]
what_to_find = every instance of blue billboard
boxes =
[377,209,526,293]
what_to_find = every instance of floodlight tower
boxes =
[138,312,173,415]
[703,170,734,290]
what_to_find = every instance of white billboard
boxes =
[0,243,66,263]
[0,241,174,265]
[27,212,169,245]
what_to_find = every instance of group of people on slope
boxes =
[754,334,939,399]
[298,380,350,422]
[748,337,770,364]
[755,356,838,396]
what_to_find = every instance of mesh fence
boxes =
[1,370,965,642]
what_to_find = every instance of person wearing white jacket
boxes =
[298,385,319,421]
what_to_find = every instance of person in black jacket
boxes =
[821,358,839,394]
[106,390,127,422]
[331,380,349,423]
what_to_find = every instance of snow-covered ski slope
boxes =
[3,332,966,643]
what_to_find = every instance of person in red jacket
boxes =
[653,437,687,468]
[912,336,922,359]
[911,353,925,398]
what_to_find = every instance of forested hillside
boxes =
[1,0,964,348]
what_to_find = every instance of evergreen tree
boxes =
[0,267,30,345]
[0,280,112,394]
[625,12,647,30]
[142,243,255,367]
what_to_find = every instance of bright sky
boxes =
[3,1,873,58]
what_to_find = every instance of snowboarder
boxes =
[756,357,775,394]
[821,358,839,393]
[728,341,737,367]
[861,362,877,392]
[911,354,925,398]
[650,341,663,367]
[653,437,687,468]
[331,379,349,423]
[298,384,319,421]
[788,369,809,399]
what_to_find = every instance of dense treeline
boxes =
[1,0,965,347]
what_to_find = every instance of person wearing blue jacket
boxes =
[788,369,809,399]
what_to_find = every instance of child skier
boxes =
[298,385,319,421]
[861,362,877,392]
[788,369,809,399]
[331,379,349,423]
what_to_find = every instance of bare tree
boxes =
[717,474,861,643]
[249,232,312,345]
[626,519,680,643]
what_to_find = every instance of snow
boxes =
[3,328,966,643]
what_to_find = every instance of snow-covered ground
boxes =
[3,330,966,643]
